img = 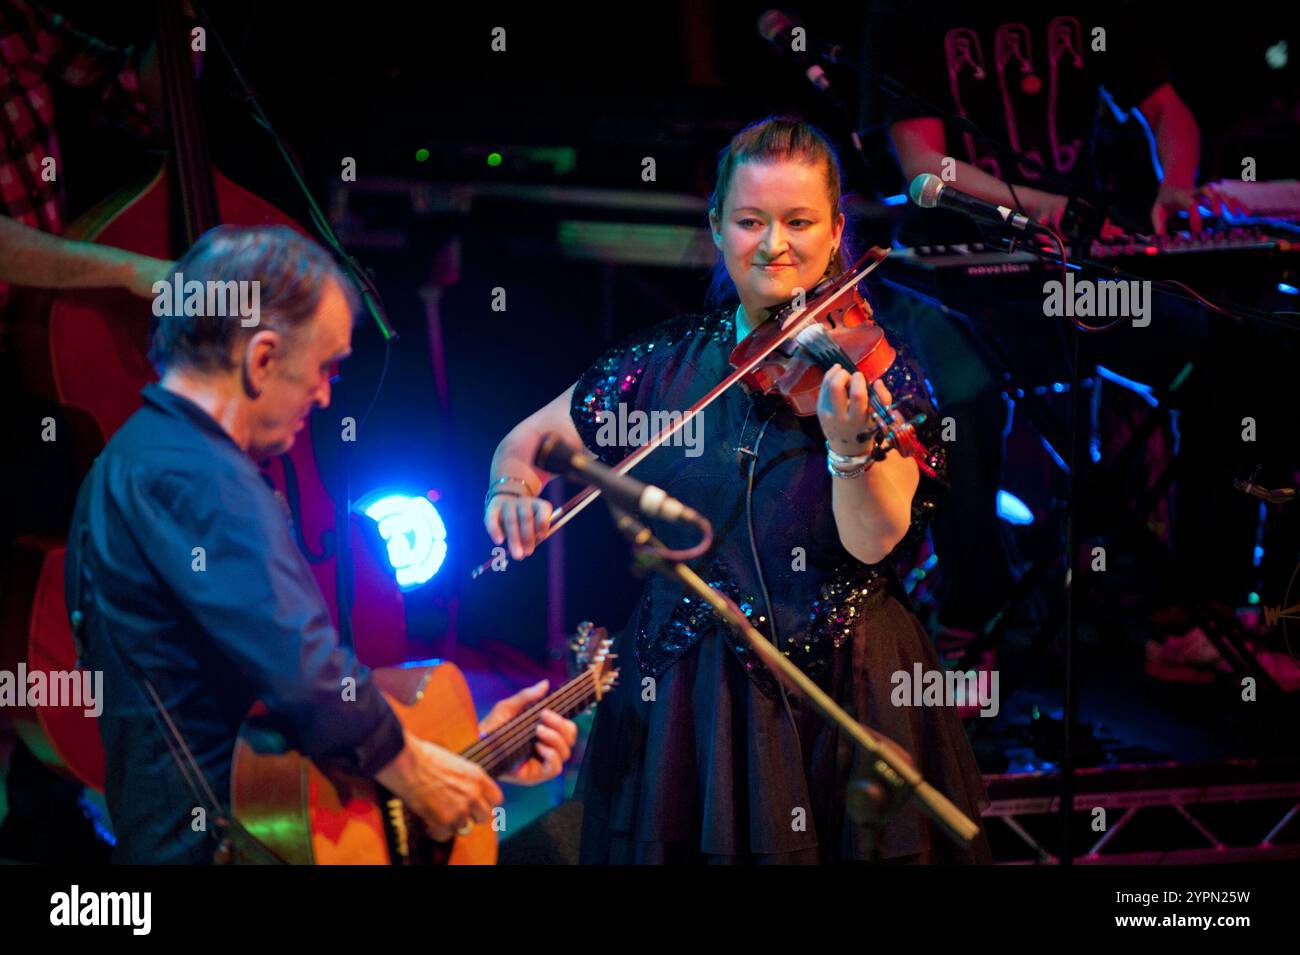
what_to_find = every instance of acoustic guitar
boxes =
[230,632,617,864]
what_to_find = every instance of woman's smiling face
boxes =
[710,158,844,324]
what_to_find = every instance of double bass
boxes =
[0,1,406,791]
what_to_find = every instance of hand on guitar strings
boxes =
[479,680,579,786]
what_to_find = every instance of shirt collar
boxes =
[141,382,243,452]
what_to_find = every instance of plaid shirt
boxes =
[0,1,152,324]
[0,0,149,231]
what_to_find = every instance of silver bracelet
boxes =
[825,440,871,466]
[827,455,870,479]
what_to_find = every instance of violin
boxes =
[471,247,931,578]
[731,286,891,413]
[729,275,933,469]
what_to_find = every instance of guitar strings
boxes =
[462,669,611,772]
[461,646,615,763]
[466,678,593,774]
[464,671,600,770]
[397,670,612,844]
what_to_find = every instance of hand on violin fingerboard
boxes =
[817,364,893,454]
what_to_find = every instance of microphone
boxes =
[757,10,865,157]
[909,173,1049,235]
[535,433,706,525]
[759,10,834,93]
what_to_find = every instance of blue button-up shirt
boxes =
[66,383,404,864]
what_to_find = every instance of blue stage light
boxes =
[1039,434,1069,474]
[1266,39,1288,70]
[1278,283,1299,296]
[356,491,447,589]
[1253,501,1267,568]
[997,490,1035,525]
[1095,364,1158,407]
[882,193,909,206]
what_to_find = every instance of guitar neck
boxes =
[459,670,600,778]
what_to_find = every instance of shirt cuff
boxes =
[349,703,407,779]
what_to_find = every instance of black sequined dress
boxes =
[569,306,991,863]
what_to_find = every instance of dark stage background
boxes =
[43,1,1300,670]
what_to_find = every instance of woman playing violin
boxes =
[485,116,990,863]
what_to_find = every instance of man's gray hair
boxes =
[150,225,358,375]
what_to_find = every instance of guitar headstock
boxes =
[568,620,604,674]
[588,637,618,702]
[569,621,618,702]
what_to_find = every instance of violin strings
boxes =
[794,323,858,372]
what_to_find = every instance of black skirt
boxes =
[576,588,993,864]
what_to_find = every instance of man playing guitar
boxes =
[65,224,577,864]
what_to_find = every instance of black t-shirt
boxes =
[865,0,1170,240]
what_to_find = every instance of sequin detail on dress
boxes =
[636,555,888,699]
[571,310,734,465]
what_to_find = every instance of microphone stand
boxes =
[604,502,981,855]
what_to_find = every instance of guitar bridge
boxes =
[385,797,410,861]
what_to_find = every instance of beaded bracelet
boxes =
[827,456,870,479]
